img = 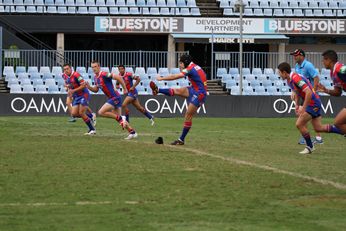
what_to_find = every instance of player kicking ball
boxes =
[149,55,207,145]
[63,64,96,135]
[86,60,138,140]
[278,62,344,154]
[318,50,346,135]
[115,64,154,125]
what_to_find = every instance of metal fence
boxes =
[213,51,346,79]
[2,49,188,70]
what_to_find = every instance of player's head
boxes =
[277,62,291,80]
[63,63,72,76]
[322,50,338,69]
[91,60,101,74]
[179,54,193,69]
[118,64,125,75]
[290,49,305,64]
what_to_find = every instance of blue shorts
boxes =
[306,105,321,118]
[72,94,89,106]
[106,96,122,109]
[187,87,206,108]
[127,89,138,100]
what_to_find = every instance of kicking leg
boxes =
[311,116,344,135]
[334,108,346,134]
[150,81,189,98]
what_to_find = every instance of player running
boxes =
[318,50,346,134]
[149,54,207,145]
[86,61,138,140]
[62,63,96,135]
[115,64,154,125]
[290,49,323,144]
[62,65,96,125]
[278,62,344,154]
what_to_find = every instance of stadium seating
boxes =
[1,0,201,15]
[218,0,346,17]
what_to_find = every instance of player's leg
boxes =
[334,108,346,134]
[296,112,314,153]
[98,103,120,120]
[122,96,134,122]
[112,106,137,139]
[150,81,189,98]
[85,106,96,126]
[66,96,76,122]
[171,103,198,145]
[311,116,344,135]
[132,98,155,125]
[79,103,96,135]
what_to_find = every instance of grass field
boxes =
[0,116,346,231]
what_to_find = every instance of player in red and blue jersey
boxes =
[115,65,154,125]
[150,55,207,145]
[63,64,95,135]
[278,62,344,154]
[62,66,96,124]
[86,60,138,140]
[318,50,346,135]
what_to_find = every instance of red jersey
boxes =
[94,71,120,99]
[63,71,88,98]
[121,72,136,92]
[331,62,346,91]
[181,62,207,93]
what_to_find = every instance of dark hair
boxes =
[322,50,338,63]
[63,63,71,68]
[179,54,193,68]
[118,64,125,69]
[277,62,291,74]
[91,60,100,65]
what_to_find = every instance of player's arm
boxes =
[301,88,312,110]
[68,77,86,95]
[318,83,342,96]
[156,73,185,81]
[111,74,128,93]
[313,76,320,91]
[85,80,99,93]
[131,75,140,90]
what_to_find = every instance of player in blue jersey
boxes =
[63,64,96,135]
[290,49,323,144]
[150,55,207,145]
[86,61,138,140]
[115,65,154,125]
[278,62,344,154]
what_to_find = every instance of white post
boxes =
[239,1,243,95]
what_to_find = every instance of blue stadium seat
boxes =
[45,78,56,86]
[65,0,74,5]
[250,80,260,87]
[100,67,110,72]
[42,73,53,80]
[158,68,169,76]
[86,0,95,5]
[109,6,118,13]
[96,0,106,5]
[22,85,35,93]
[18,73,29,81]
[257,74,267,82]
[78,6,88,13]
[141,79,150,87]
[263,68,273,76]
[293,9,304,17]
[229,68,239,76]
[223,8,233,15]
[47,6,57,13]
[89,6,98,13]
[10,84,22,93]
[45,0,54,5]
[191,7,200,15]
[244,8,253,16]
[106,0,115,5]
[58,6,68,13]
[309,1,318,8]
[35,85,48,93]
[150,7,160,15]
[32,79,44,87]
[255,86,266,95]
[135,67,146,76]
[230,86,240,95]
[3,66,15,76]
[139,74,149,80]
[5,73,16,81]
[20,78,32,86]
[16,6,26,13]
[137,0,145,6]
[186,0,195,7]
[7,78,19,87]
[52,66,62,76]
[16,66,26,75]
[273,9,283,16]
[241,79,249,87]
[157,0,166,6]
[111,67,119,74]
[128,6,138,14]
[249,0,258,7]
[55,0,64,5]
[147,67,157,75]
[269,0,278,8]
[40,66,51,74]
[290,0,298,8]
[67,6,76,13]
[116,0,125,5]
[48,85,60,93]
[142,7,150,14]
[330,1,338,8]
[166,0,176,6]
[266,86,278,95]
[253,8,263,16]
[262,79,272,87]
[221,74,232,84]
[176,0,185,7]
[324,9,335,17]
[24,0,34,4]
[119,6,129,14]
[27,5,37,12]
[160,7,171,15]
[217,68,227,78]
[314,9,323,17]
[225,80,237,89]
[244,74,255,81]
[125,67,134,74]
[299,0,308,8]
[305,9,313,17]
[252,68,262,76]
[147,0,156,6]
[127,0,136,6]
[284,9,293,16]
[274,80,283,88]
[269,73,278,81]
[280,1,288,8]
[241,68,251,76]
[170,68,180,74]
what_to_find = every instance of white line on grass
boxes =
[161,144,346,190]
[0,201,113,207]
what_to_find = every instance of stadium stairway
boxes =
[196,0,223,16]
[0,79,10,93]
[207,80,228,95]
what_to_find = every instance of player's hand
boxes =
[68,89,74,97]
[156,75,164,81]
[290,91,296,101]
[317,83,327,93]
[295,105,300,116]
[298,106,305,116]
[129,87,135,92]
